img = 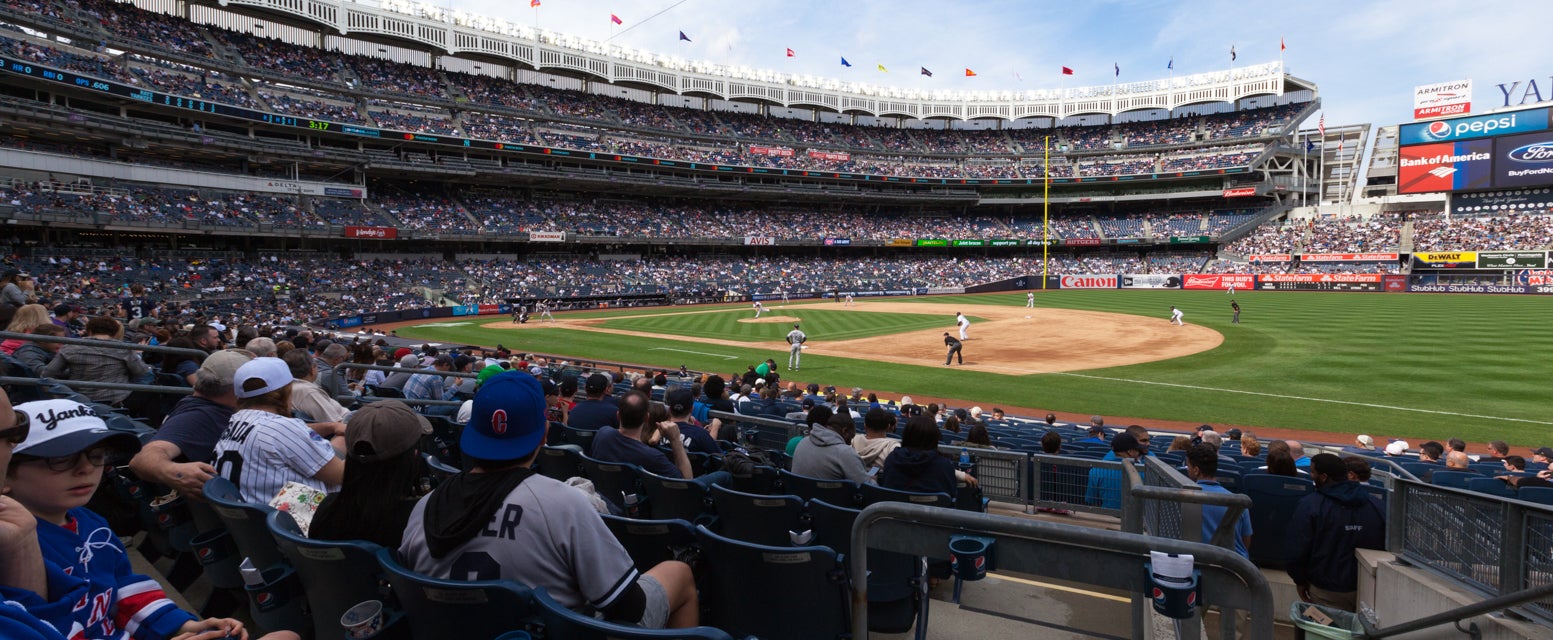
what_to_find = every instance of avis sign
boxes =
[1414,80,1472,120]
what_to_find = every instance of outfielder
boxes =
[1170,306,1184,326]
[1026,292,1035,308]
[1226,282,1236,295]
[955,311,970,340]
[753,301,766,318]
[786,323,807,371]
[781,290,790,304]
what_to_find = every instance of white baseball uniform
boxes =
[1170,308,1184,325]
[753,301,765,318]
[956,313,970,340]
[844,293,854,307]
[1026,292,1035,308]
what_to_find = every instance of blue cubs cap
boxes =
[461,371,548,462]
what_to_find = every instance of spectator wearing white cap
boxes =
[1342,435,1378,456]
[1384,440,1410,457]
[211,357,345,503]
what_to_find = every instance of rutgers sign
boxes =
[1059,274,1118,289]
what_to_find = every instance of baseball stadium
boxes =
[0,0,1550,639]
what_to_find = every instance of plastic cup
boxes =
[340,599,385,639]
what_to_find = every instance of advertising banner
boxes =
[823,238,852,246]
[989,239,1022,247]
[748,145,795,157]
[1058,274,1119,289]
[1119,274,1181,289]
[953,239,986,247]
[1257,273,1385,292]
[916,239,949,247]
[1181,274,1256,290]
[1476,251,1548,269]
[1413,80,1473,121]
[1259,274,1384,283]
[1398,139,1493,194]
[1384,275,1408,292]
[887,238,914,247]
[1298,253,1400,262]
[329,316,363,329]
[1492,131,1553,188]
[1064,238,1103,246]
[344,226,397,239]
[1169,236,1211,244]
[477,304,502,314]
[1408,283,1553,294]
[744,236,776,246]
[529,231,565,242]
[1222,187,1258,198]
[450,305,479,316]
[1451,188,1551,214]
[1246,254,1292,263]
[807,150,851,162]
[1413,251,1478,268]
[1398,107,1549,145]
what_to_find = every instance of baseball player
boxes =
[540,300,555,323]
[944,332,963,366]
[786,323,807,371]
[955,311,970,340]
[1170,306,1184,326]
[844,292,854,307]
[781,289,790,304]
[1231,300,1241,324]
[1226,282,1236,296]
[753,300,766,318]
[1026,292,1035,308]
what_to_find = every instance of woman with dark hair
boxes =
[941,415,961,435]
[962,423,994,449]
[1264,448,1302,477]
[310,401,429,547]
[1040,431,1063,454]
[880,415,959,495]
[159,337,203,386]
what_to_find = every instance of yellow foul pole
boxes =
[1042,135,1050,288]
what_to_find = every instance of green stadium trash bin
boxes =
[1290,601,1365,640]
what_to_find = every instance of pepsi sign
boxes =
[1399,107,1549,145]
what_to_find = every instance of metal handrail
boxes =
[0,376,193,396]
[0,330,207,358]
[848,502,1276,639]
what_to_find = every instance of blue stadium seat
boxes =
[721,465,780,495]
[778,470,859,507]
[1469,463,1505,476]
[527,587,732,640]
[696,525,850,640]
[1466,477,1516,498]
[637,470,713,523]
[708,485,805,547]
[800,499,927,635]
[267,511,399,640]
[600,514,697,573]
[858,483,952,509]
[581,455,644,513]
[376,547,534,640]
[202,477,309,634]
[1516,486,1553,506]
[535,445,584,481]
[1400,462,1440,479]
[1240,474,1314,569]
[1430,471,1478,489]
[1214,469,1243,493]
[423,453,460,487]
[558,425,598,455]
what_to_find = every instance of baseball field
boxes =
[396,289,1553,446]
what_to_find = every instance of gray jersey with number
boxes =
[399,474,638,611]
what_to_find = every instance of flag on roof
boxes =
[1305,139,1315,152]
[877,64,887,72]
[529,0,539,7]
[1167,57,1173,70]
[1230,45,1237,61]
[1114,62,1119,77]
[611,13,623,25]
[1318,114,1325,136]
[786,48,795,57]
[679,31,691,42]
[964,68,976,77]
[1061,66,1073,75]
[841,57,852,67]
[920,67,932,77]
[1281,37,1286,52]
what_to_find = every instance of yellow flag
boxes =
[877,63,887,72]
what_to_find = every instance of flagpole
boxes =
[1042,134,1050,288]
[1301,132,1308,209]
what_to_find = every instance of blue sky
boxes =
[446,0,1553,128]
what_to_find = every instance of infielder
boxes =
[943,333,963,366]
[781,290,790,304]
[955,311,970,340]
[786,323,807,371]
[753,301,766,318]
[1026,292,1035,308]
[1170,306,1184,326]
[844,293,854,307]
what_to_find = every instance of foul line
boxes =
[648,347,738,360]
[1052,372,1553,426]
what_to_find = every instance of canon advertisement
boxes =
[1058,274,1118,289]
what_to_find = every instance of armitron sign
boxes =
[1414,80,1472,120]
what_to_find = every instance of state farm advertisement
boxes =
[1246,254,1292,262]
[1182,274,1255,290]
[1298,253,1399,262]
[1398,139,1493,194]
[1258,273,1385,292]
[1058,274,1118,289]
[344,226,397,239]
[1413,80,1472,121]
[1259,274,1384,283]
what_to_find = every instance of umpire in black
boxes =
[943,332,963,366]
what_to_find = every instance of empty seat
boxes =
[858,483,951,508]
[778,470,859,507]
[709,485,805,547]
[1466,477,1516,498]
[696,525,850,640]
[580,455,643,513]
[637,470,712,523]
[559,425,598,455]
[267,511,393,639]
[1430,471,1478,489]
[1240,474,1314,569]
[376,547,534,640]
[600,514,696,573]
[1516,486,1553,506]
[535,446,584,481]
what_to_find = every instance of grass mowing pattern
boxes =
[599,308,969,342]
[399,290,1553,445]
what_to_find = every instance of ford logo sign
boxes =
[1507,142,1553,163]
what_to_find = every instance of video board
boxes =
[1398,107,1553,194]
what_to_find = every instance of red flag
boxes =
[964,68,976,77]
[1318,114,1325,137]
[610,13,623,25]
[529,0,539,6]
[1061,66,1073,75]
[786,48,795,57]
[1281,37,1286,51]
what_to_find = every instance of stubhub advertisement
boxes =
[1398,139,1493,194]
[1494,132,1553,187]
[1398,107,1549,146]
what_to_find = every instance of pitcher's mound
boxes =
[738,315,801,324]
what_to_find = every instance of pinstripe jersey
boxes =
[212,409,338,504]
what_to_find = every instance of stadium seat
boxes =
[1465,477,1516,498]
[1469,463,1505,476]
[558,425,598,455]
[1516,486,1553,506]
[721,464,780,495]
[778,469,859,507]
[202,477,309,634]
[528,587,733,640]
[696,525,851,640]
[375,547,534,640]
[801,499,927,635]
[1240,474,1314,569]
[1214,469,1243,493]
[535,445,584,481]
[580,455,643,513]
[858,483,952,508]
[600,514,697,573]
[267,511,400,640]
[1400,462,1441,479]
[423,453,460,487]
[636,470,713,523]
[1430,471,1478,489]
[708,485,806,547]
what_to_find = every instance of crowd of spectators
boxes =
[366,102,457,135]
[259,87,365,123]
[1303,213,1402,253]
[1409,212,1553,252]
[80,0,215,58]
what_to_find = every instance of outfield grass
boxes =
[398,290,1553,446]
[599,308,974,342]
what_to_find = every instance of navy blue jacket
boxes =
[880,448,957,496]
[1285,481,1386,592]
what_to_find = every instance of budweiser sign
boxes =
[1222,187,1258,198]
[1182,274,1256,290]
[344,226,396,239]
[1259,273,1384,283]
[1299,253,1399,262]
[807,150,851,162]
[1246,254,1292,262]
[749,145,794,157]
[1059,274,1118,289]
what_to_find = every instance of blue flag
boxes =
[679,31,691,42]
[1114,62,1119,77]
[1305,140,1315,152]
[1167,57,1173,70]
[841,57,852,67]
